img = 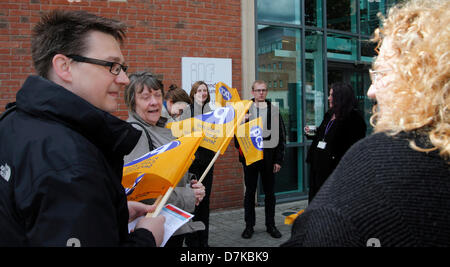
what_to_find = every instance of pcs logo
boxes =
[219,86,232,101]
[124,140,181,167]
[197,107,235,125]
[250,126,263,151]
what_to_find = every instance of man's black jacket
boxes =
[0,76,155,246]
[234,99,286,166]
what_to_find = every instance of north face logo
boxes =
[0,163,11,182]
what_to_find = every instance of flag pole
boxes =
[146,186,174,218]
[198,101,251,184]
[198,147,222,184]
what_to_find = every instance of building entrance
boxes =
[328,62,374,135]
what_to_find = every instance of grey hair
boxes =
[124,71,164,112]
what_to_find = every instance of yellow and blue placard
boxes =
[236,117,264,165]
[166,100,252,155]
[122,133,203,201]
[215,82,240,107]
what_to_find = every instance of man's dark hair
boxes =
[31,10,127,78]
[330,82,358,120]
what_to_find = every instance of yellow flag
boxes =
[215,82,241,107]
[122,133,203,202]
[284,209,305,225]
[166,100,252,154]
[236,117,264,165]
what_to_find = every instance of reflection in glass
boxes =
[360,0,399,35]
[257,0,301,25]
[327,0,356,32]
[361,38,377,62]
[257,26,301,143]
[305,30,325,129]
[274,147,303,193]
[305,0,323,27]
[327,33,357,61]
[360,71,376,135]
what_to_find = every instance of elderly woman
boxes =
[283,0,450,247]
[123,71,205,247]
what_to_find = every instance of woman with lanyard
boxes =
[305,82,366,203]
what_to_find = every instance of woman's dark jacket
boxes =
[0,76,155,246]
[306,108,366,198]
[283,131,450,247]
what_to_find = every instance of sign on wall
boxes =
[181,57,232,109]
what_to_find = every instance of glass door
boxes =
[328,62,374,134]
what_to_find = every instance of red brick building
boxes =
[0,0,245,210]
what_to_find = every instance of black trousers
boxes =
[243,160,276,228]
[184,164,214,247]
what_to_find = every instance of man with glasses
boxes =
[0,10,164,246]
[237,80,286,239]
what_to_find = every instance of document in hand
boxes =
[122,133,203,202]
[128,204,194,247]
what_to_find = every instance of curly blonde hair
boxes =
[371,0,450,159]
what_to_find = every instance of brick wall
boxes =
[0,0,244,211]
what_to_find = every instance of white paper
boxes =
[128,204,194,247]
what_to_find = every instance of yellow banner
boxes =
[166,100,252,154]
[215,82,240,107]
[122,133,203,201]
[236,117,264,165]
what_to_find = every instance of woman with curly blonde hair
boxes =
[368,0,449,159]
[282,0,450,247]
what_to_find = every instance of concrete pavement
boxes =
[208,200,308,247]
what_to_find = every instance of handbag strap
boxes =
[128,121,154,151]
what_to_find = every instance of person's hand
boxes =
[135,215,166,247]
[127,201,156,222]
[190,179,205,206]
[273,163,281,173]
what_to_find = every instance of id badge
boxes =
[317,141,327,149]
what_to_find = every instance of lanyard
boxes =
[323,118,335,139]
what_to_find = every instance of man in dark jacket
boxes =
[0,10,164,246]
[236,80,286,239]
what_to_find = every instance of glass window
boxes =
[257,0,301,25]
[327,33,357,61]
[271,147,304,193]
[360,0,399,35]
[305,30,325,129]
[257,26,301,143]
[361,38,377,62]
[327,0,357,33]
[306,0,323,27]
[360,0,383,35]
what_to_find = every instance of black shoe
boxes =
[241,226,254,239]
[266,226,282,238]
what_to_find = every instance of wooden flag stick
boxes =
[198,101,251,184]
[144,195,162,218]
[146,186,174,218]
[198,147,221,184]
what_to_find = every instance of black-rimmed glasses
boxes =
[66,54,128,75]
